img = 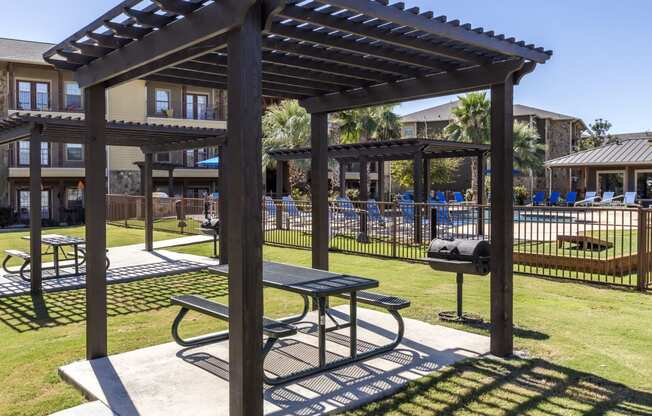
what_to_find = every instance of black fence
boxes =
[107,194,651,290]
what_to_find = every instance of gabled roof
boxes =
[401,101,585,127]
[545,135,652,168]
[0,38,53,65]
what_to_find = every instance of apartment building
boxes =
[400,101,588,193]
[0,38,226,224]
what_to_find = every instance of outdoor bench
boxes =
[171,295,297,349]
[67,247,111,270]
[336,291,410,311]
[2,249,31,279]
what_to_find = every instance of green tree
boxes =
[443,93,491,197]
[391,159,461,191]
[513,121,546,195]
[578,118,613,150]
[334,105,401,143]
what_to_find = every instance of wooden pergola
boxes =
[268,138,490,201]
[42,1,551,413]
[0,112,225,290]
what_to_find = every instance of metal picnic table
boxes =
[22,234,87,278]
[205,261,409,385]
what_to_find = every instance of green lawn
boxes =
[0,225,182,267]
[0,241,651,415]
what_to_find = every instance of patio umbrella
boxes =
[198,157,220,168]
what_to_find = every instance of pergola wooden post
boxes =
[84,84,108,360]
[339,160,347,197]
[144,153,154,252]
[359,156,369,201]
[225,4,264,414]
[218,145,227,265]
[413,154,423,243]
[490,79,515,357]
[477,154,485,236]
[29,125,42,294]
[423,157,431,201]
[377,161,385,201]
[311,112,329,270]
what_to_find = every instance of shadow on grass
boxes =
[346,357,652,416]
[0,271,228,333]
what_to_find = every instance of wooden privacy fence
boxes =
[106,194,651,291]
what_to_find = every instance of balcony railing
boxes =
[149,105,225,121]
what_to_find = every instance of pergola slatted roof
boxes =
[0,113,226,152]
[268,138,489,162]
[43,0,551,111]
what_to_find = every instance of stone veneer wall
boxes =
[109,170,142,195]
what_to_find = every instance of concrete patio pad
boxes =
[0,247,219,298]
[60,306,490,416]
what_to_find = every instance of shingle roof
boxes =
[401,101,583,125]
[545,136,652,168]
[0,38,53,65]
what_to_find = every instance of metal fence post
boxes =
[637,209,648,291]
[430,206,438,240]
[392,201,398,258]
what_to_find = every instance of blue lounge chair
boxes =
[623,192,638,206]
[575,191,597,206]
[600,191,616,205]
[548,191,561,206]
[367,199,388,227]
[532,191,545,206]
[435,191,447,203]
[264,196,276,217]
[564,192,577,206]
[336,196,359,221]
[282,196,311,225]
[453,192,465,203]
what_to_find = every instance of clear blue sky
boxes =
[1,0,650,133]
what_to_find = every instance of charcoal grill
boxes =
[424,238,490,323]
[199,218,220,258]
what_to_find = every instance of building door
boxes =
[636,171,652,199]
[185,94,209,120]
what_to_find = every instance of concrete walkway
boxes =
[59,306,491,416]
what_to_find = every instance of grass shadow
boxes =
[346,357,652,415]
[0,271,228,333]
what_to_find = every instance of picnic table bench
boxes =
[557,235,614,250]
[171,261,409,385]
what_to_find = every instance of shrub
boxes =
[513,185,529,205]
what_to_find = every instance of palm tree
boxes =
[262,100,310,170]
[513,121,545,196]
[334,105,400,143]
[443,93,491,196]
[261,100,311,190]
[333,105,401,197]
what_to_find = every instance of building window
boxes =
[156,152,170,163]
[403,126,415,137]
[66,143,83,161]
[18,189,50,220]
[197,148,207,163]
[596,171,625,195]
[185,93,209,120]
[66,188,84,209]
[155,89,171,115]
[18,141,49,166]
[64,82,82,111]
[16,80,50,111]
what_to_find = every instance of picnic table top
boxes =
[22,234,86,246]
[209,261,378,296]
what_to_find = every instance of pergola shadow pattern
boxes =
[36,0,551,414]
[0,260,207,298]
